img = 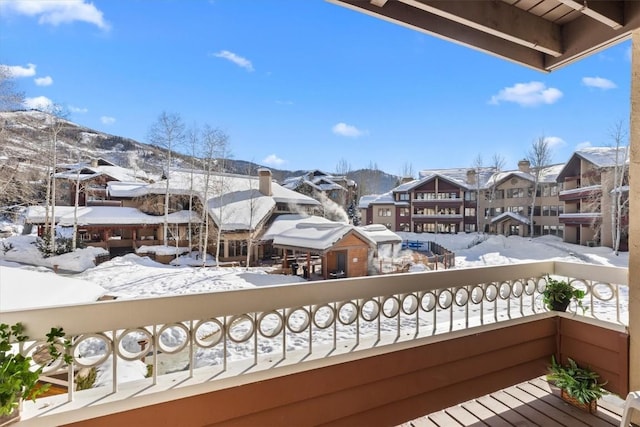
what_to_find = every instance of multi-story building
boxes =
[360,160,564,239]
[281,170,357,209]
[557,147,629,249]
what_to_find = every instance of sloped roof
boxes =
[55,159,150,183]
[107,169,320,231]
[265,214,376,252]
[358,191,396,209]
[25,206,198,226]
[490,211,530,225]
[358,224,403,245]
[557,146,629,181]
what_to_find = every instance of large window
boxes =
[398,193,410,201]
[377,208,391,217]
[464,207,476,216]
[399,207,410,217]
[464,191,476,201]
[228,240,247,257]
[399,222,410,232]
[506,188,525,198]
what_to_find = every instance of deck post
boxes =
[630,29,640,393]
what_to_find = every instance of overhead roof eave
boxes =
[328,0,640,72]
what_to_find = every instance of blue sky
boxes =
[0,0,632,176]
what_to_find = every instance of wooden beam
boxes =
[398,0,563,56]
[557,0,624,29]
[545,0,640,70]
[327,0,547,71]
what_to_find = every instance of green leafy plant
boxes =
[0,323,70,417]
[542,276,586,312]
[547,356,608,404]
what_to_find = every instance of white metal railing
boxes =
[2,260,628,424]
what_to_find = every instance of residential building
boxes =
[281,170,357,209]
[557,147,629,249]
[27,168,323,264]
[359,161,564,239]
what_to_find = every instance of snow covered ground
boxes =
[0,224,629,389]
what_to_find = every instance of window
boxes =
[399,222,410,232]
[228,240,247,257]
[399,207,410,217]
[464,207,476,216]
[398,193,410,201]
[465,192,476,201]
[377,208,391,217]
[464,224,476,232]
[542,206,550,216]
[551,185,558,196]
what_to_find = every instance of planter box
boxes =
[561,389,597,414]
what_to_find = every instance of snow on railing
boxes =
[4,260,628,424]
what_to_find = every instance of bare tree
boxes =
[197,125,230,266]
[335,158,351,176]
[400,162,415,180]
[484,153,506,232]
[609,121,629,255]
[526,136,553,238]
[0,66,24,112]
[42,104,69,254]
[472,154,483,233]
[148,112,186,246]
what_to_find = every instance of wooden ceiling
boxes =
[328,0,640,72]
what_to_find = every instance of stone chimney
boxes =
[91,158,98,168]
[518,159,531,173]
[258,168,273,196]
[401,176,414,184]
[466,169,476,185]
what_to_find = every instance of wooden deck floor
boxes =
[400,377,627,427]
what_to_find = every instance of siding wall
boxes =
[65,316,628,427]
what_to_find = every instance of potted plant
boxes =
[0,323,69,426]
[547,356,608,413]
[542,276,586,312]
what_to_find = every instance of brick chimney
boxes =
[518,159,531,173]
[258,168,273,196]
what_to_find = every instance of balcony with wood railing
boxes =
[2,260,628,426]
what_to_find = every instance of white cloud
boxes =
[1,63,36,78]
[0,0,110,30]
[543,136,565,149]
[69,105,88,113]
[100,116,116,124]
[23,96,53,110]
[582,76,617,90]
[489,81,563,107]
[263,154,285,166]
[34,75,53,86]
[211,50,254,72]
[332,122,366,138]
[576,141,592,150]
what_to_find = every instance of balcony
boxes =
[558,185,602,201]
[5,261,628,426]
[559,212,602,225]
[412,213,463,221]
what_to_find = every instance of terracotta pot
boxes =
[561,388,597,414]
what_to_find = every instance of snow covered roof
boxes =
[490,211,530,225]
[575,146,629,168]
[25,206,199,226]
[264,214,376,252]
[105,169,320,231]
[358,192,395,208]
[55,160,149,183]
[358,224,402,244]
[281,171,347,193]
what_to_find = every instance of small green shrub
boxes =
[547,356,608,404]
[542,276,586,312]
